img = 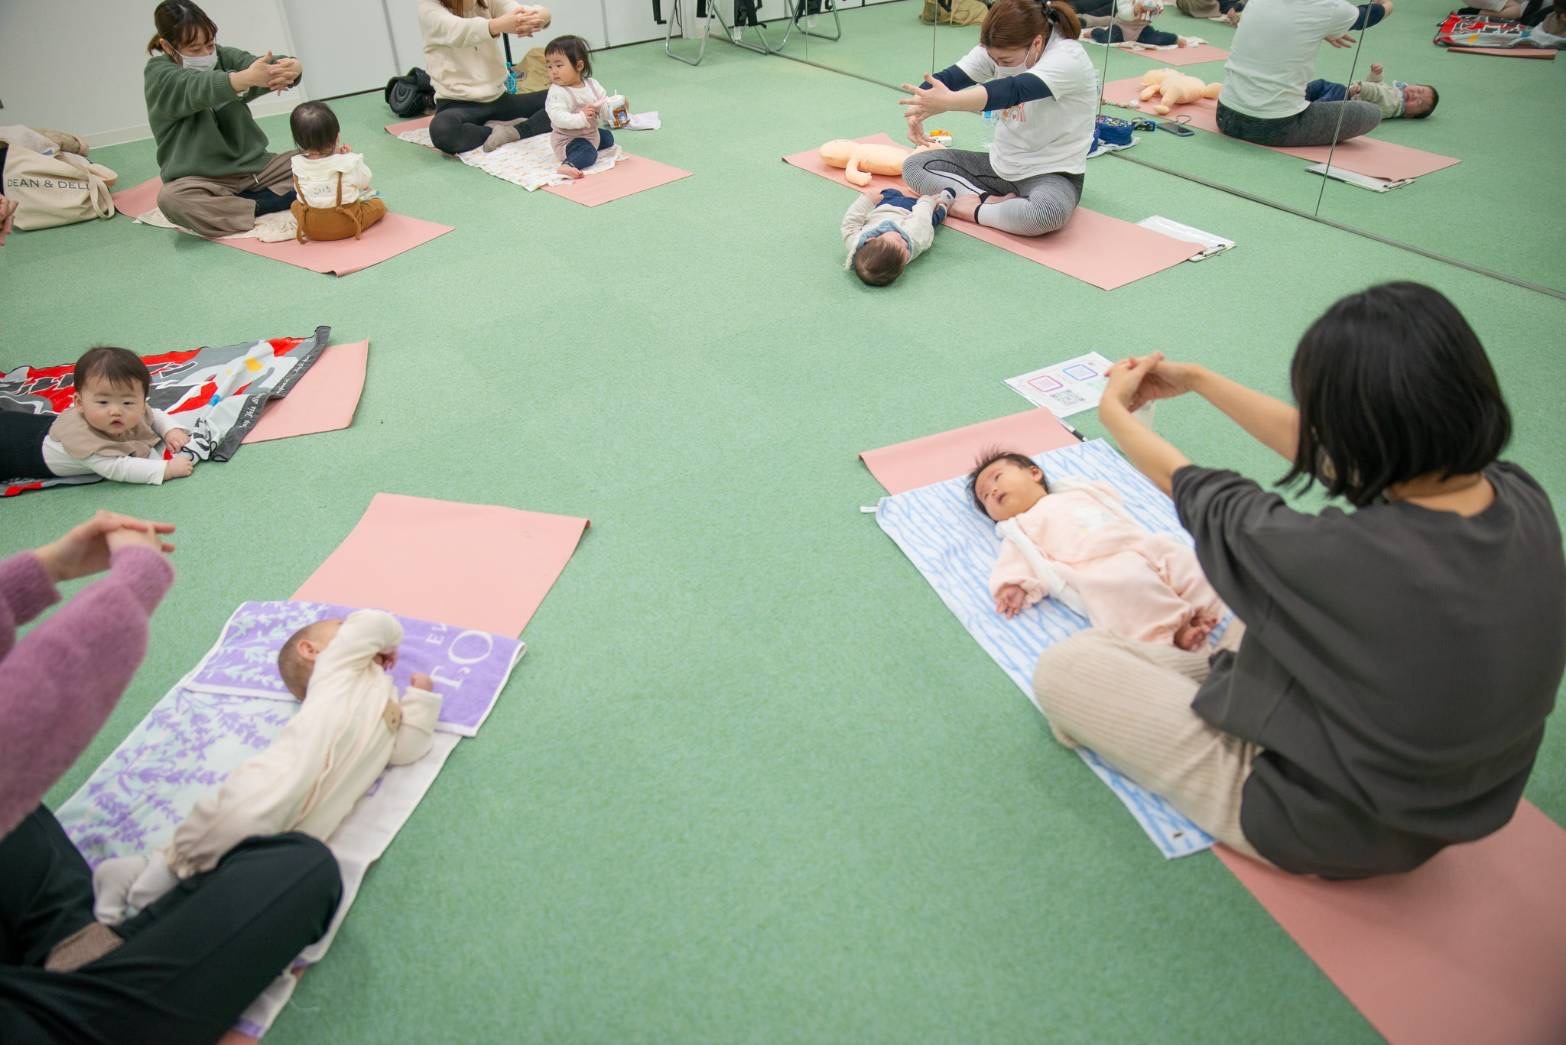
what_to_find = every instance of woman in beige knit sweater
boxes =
[420,0,554,154]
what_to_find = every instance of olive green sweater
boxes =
[144,46,299,182]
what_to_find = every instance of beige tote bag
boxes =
[2,146,117,231]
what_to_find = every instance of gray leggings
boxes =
[1216,100,1381,148]
[902,149,1084,236]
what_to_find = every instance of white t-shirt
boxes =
[291,152,376,208]
[955,34,1099,180]
[1221,0,1360,119]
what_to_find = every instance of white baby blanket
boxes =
[874,439,1219,858]
[397,127,621,190]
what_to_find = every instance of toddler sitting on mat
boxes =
[0,346,196,485]
[543,35,625,180]
[288,100,387,242]
[1083,1,1192,47]
[1305,63,1438,120]
[93,609,442,924]
[842,186,955,287]
[969,448,1224,650]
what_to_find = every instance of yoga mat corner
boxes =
[541,154,693,207]
[860,408,1080,495]
[1216,800,1566,1045]
[242,339,369,444]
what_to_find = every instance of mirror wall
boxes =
[721,0,1564,295]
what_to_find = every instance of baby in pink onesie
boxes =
[969,449,1223,650]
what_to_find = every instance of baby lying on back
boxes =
[970,448,1223,649]
[94,609,442,923]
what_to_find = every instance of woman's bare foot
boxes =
[946,193,983,221]
[557,164,584,180]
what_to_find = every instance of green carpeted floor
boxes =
[3,20,1564,1041]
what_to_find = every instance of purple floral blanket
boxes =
[183,600,524,736]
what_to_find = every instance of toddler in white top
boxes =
[288,100,387,241]
[37,346,196,485]
[970,449,1225,649]
[92,609,443,924]
[543,35,625,179]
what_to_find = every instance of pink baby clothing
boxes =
[989,483,1224,644]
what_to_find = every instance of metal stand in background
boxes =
[666,0,842,65]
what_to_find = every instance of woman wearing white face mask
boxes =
[143,0,303,238]
[898,0,1097,237]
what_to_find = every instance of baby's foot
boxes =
[482,121,521,152]
[1224,9,1241,25]
[1177,36,1190,47]
[557,164,584,180]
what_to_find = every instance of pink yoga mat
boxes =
[1217,801,1566,1045]
[111,178,453,276]
[541,154,693,207]
[784,135,1200,290]
[1100,79,1461,181]
[1093,42,1229,66]
[1447,45,1556,58]
[385,115,435,136]
[860,409,1080,494]
[292,493,590,637]
[242,340,368,444]
[110,177,162,217]
[219,214,453,276]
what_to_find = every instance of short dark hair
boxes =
[290,101,341,154]
[1283,282,1511,507]
[852,235,908,287]
[74,347,151,398]
[148,0,218,56]
[544,35,593,77]
[1409,85,1438,119]
[967,446,1049,514]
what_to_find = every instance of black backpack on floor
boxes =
[385,68,435,118]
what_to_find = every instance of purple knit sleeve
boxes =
[0,552,62,661]
[0,546,175,836]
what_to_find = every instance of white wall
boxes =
[0,0,833,148]
[0,0,303,147]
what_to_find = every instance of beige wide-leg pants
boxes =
[155,151,298,239]
[1031,622,1268,860]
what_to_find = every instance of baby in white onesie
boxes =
[93,609,442,923]
[969,449,1224,650]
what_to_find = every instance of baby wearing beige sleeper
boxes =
[93,609,442,923]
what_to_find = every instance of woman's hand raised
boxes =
[34,512,175,583]
[1104,353,1204,413]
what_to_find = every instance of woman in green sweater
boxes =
[143,1,303,238]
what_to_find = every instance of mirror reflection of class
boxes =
[664,0,1564,293]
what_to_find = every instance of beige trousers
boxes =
[1031,622,1268,860]
[156,151,298,238]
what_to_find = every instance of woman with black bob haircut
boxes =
[1032,282,1565,879]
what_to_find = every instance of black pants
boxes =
[0,806,342,1045]
[0,411,55,481]
[430,91,551,154]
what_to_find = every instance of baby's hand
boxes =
[374,648,399,672]
[409,672,434,692]
[337,142,352,155]
[582,103,599,121]
[163,455,195,480]
[1347,83,1361,98]
[164,428,190,454]
[1370,62,1383,77]
[994,584,1028,619]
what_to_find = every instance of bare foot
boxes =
[946,193,983,222]
[557,164,584,180]
[1224,9,1241,26]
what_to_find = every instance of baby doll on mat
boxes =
[969,448,1224,650]
[93,609,443,924]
